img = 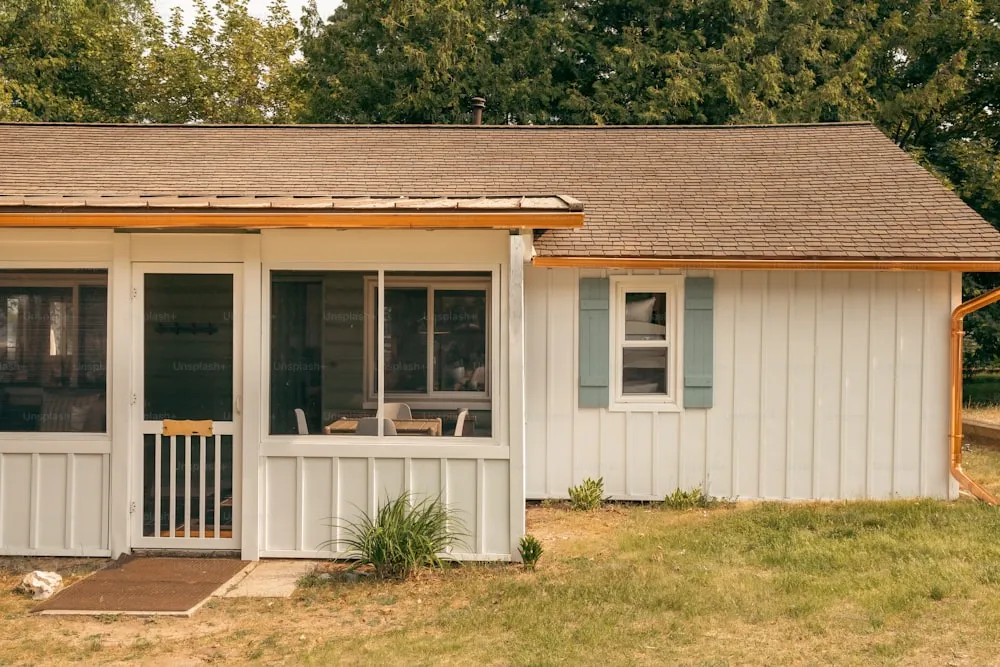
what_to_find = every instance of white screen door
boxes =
[131,263,242,549]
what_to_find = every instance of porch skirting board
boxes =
[260,454,512,559]
[258,550,513,561]
[0,450,111,556]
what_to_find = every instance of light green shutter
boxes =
[683,277,714,408]
[578,277,610,408]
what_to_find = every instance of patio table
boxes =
[323,417,443,436]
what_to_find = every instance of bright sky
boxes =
[152,0,341,23]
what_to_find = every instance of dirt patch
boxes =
[0,557,108,577]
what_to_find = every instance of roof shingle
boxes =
[1,122,998,260]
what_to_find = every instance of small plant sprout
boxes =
[663,486,717,510]
[320,492,465,580]
[568,477,607,511]
[518,534,543,569]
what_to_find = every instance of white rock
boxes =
[19,570,63,600]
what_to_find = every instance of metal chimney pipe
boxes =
[471,97,486,125]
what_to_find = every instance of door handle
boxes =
[235,394,242,416]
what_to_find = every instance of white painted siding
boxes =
[524,267,956,501]
[259,448,511,559]
[0,445,110,556]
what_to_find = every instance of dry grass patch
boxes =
[3,502,1000,665]
[963,405,1000,424]
[963,444,1000,498]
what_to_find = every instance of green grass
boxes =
[964,444,1000,498]
[301,501,1000,666]
[5,502,1000,665]
[963,372,1000,406]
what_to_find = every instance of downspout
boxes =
[950,286,1000,504]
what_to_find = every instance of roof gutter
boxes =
[951,288,1000,504]
[532,256,1000,272]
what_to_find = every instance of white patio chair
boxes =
[294,408,309,435]
[454,409,469,437]
[356,417,397,436]
[381,403,412,420]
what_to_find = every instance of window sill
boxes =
[362,398,490,411]
[607,399,682,413]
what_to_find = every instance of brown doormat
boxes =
[34,557,249,616]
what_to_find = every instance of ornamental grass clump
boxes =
[663,486,717,510]
[568,477,607,511]
[518,534,544,570]
[323,493,464,580]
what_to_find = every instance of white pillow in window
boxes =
[625,297,656,323]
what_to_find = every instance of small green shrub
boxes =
[518,534,544,569]
[663,486,716,510]
[321,492,464,580]
[568,477,606,511]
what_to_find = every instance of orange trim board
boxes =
[533,256,1000,272]
[0,211,584,229]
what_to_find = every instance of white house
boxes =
[1,122,999,562]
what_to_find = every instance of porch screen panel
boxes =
[0,270,108,433]
[143,274,233,421]
[270,271,376,436]
[269,270,492,437]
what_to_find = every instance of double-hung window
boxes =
[611,276,682,410]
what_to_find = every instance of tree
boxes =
[0,0,155,122]
[143,0,304,123]
[300,0,499,123]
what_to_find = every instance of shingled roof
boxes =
[1,122,998,260]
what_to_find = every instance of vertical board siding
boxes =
[524,265,549,496]
[733,272,764,498]
[524,268,955,501]
[840,272,871,499]
[261,455,511,558]
[760,272,791,499]
[0,451,110,555]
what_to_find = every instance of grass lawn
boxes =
[964,444,1000,499]
[5,502,1000,666]
[964,373,1000,409]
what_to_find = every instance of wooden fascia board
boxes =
[532,256,1000,272]
[0,210,584,229]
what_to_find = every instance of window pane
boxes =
[0,270,108,433]
[622,348,668,394]
[383,288,428,393]
[624,292,668,341]
[269,271,376,436]
[434,290,487,392]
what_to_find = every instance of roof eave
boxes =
[532,255,1000,272]
[0,209,584,230]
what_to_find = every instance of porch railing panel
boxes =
[136,422,239,548]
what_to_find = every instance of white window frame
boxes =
[608,275,683,412]
[362,274,492,410]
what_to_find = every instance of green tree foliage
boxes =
[301,0,1000,363]
[0,0,156,121]
[144,0,304,123]
[0,0,303,124]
